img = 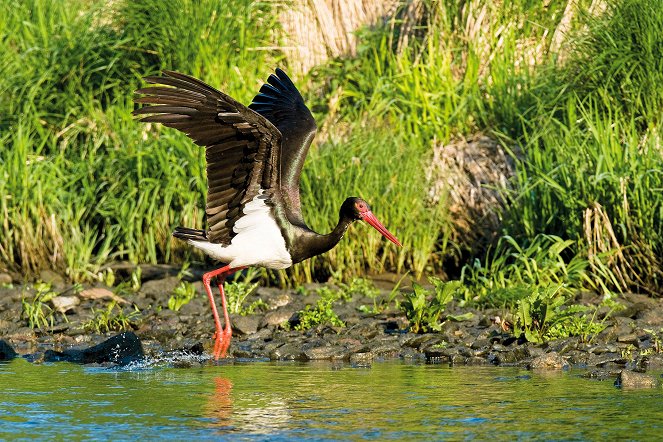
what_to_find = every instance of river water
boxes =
[1,359,662,440]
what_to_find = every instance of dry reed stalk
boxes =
[279,0,399,74]
[427,134,516,253]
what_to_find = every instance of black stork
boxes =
[133,69,401,359]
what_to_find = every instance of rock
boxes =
[589,352,627,367]
[0,340,18,360]
[615,370,659,389]
[260,306,296,328]
[50,296,80,313]
[79,288,128,305]
[38,270,65,288]
[582,369,620,380]
[0,273,12,285]
[43,332,144,365]
[231,315,260,336]
[466,356,491,366]
[530,352,568,370]
[270,343,306,361]
[303,345,346,361]
[349,351,374,367]
[617,334,639,345]
[140,277,181,299]
[641,354,663,371]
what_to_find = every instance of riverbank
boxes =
[2,268,662,388]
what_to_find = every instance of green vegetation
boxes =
[402,278,459,333]
[21,283,59,329]
[167,281,196,312]
[295,287,346,331]
[2,0,662,342]
[82,301,141,334]
[225,275,264,316]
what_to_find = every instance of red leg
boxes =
[201,265,246,360]
[215,278,232,358]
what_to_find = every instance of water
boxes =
[1,359,662,440]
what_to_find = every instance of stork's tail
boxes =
[173,226,208,242]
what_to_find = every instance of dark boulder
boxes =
[44,332,144,365]
[0,340,17,361]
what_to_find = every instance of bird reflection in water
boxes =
[204,377,234,431]
[204,375,292,434]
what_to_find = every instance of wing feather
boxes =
[134,71,282,245]
[248,68,317,226]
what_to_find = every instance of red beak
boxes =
[361,211,402,247]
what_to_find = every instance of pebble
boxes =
[51,296,80,313]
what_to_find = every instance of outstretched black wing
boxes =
[248,69,317,226]
[134,71,281,245]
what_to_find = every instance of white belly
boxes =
[189,191,292,269]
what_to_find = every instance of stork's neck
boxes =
[289,212,354,264]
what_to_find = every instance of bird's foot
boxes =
[212,329,232,360]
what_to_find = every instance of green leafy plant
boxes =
[402,278,460,334]
[225,279,261,315]
[21,282,58,329]
[295,288,345,331]
[168,281,196,312]
[82,301,141,334]
[359,273,409,314]
[512,284,615,344]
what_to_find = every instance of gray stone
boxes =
[424,347,450,362]
[350,351,374,366]
[615,370,659,389]
[140,277,181,299]
[617,334,639,345]
[270,343,305,361]
[640,354,663,371]
[530,352,568,370]
[466,356,491,366]
[231,315,260,336]
[260,306,296,328]
[303,345,345,361]
[50,296,80,313]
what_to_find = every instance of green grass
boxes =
[1,0,662,315]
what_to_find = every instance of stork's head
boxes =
[341,197,401,246]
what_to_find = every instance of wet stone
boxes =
[424,347,450,362]
[43,332,144,365]
[530,352,568,370]
[0,273,12,285]
[583,369,621,380]
[350,351,374,367]
[615,370,659,389]
[0,340,18,360]
[466,356,491,366]
[270,343,305,361]
[590,352,627,367]
[641,354,663,371]
[303,345,347,361]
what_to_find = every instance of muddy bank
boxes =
[1,267,663,385]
